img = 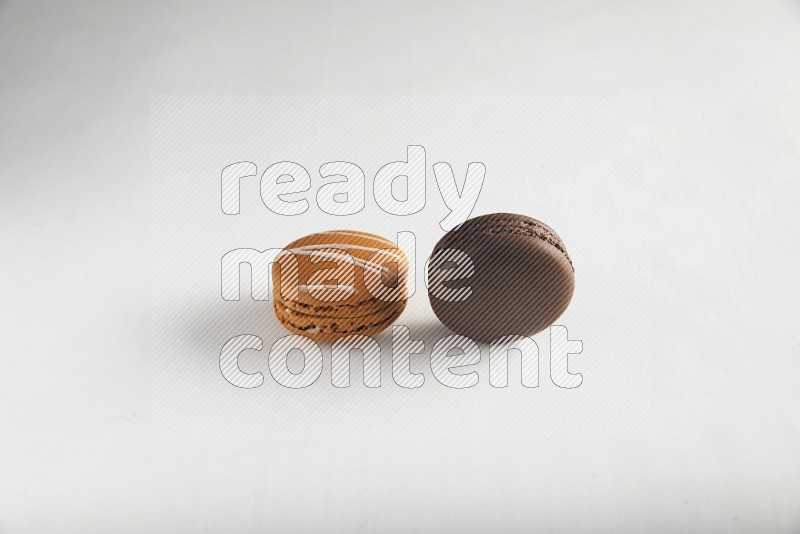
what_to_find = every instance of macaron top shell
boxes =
[273,230,408,308]
[428,213,574,342]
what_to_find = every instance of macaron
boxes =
[427,213,574,341]
[272,230,409,342]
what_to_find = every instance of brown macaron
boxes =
[272,230,409,342]
[427,213,574,342]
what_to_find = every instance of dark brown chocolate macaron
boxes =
[427,213,574,341]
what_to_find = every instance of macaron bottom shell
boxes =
[273,298,406,343]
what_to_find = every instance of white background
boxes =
[151,94,651,440]
[2,1,799,532]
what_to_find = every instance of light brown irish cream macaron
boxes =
[272,230,408,342]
